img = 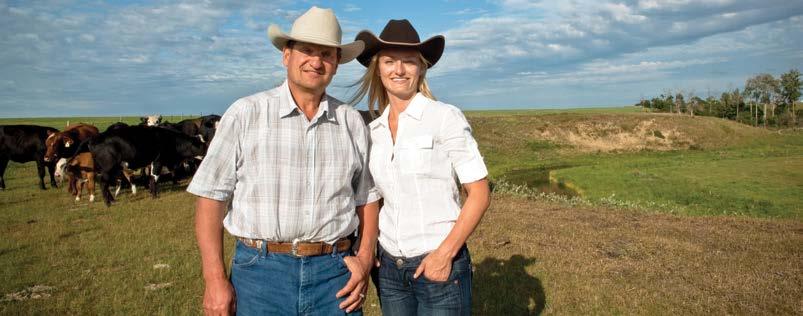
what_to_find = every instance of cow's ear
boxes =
[140,117,148,123]
[47,130,56,136]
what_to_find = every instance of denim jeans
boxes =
[373,244,472,316]
[230,240,361,316]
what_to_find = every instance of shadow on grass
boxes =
[473,255,545,315]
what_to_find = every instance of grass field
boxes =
[469,111,803,219]
[1,109,802,314]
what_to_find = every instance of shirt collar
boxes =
[403,93,427,121]
[370,93,427,130]
[371,106,391,130]
[280,79,338,124]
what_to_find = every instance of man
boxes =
[188,7,379,315]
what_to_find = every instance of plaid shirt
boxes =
[187,80,378,244]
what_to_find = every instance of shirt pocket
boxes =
[399,135,433,175]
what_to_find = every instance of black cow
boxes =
[165,114,221,144]
[88,125,206,206]
[200,114,222,144]
[0,125,59,190]
[105,122,129,133]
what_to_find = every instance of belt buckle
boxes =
[290,238,301,257]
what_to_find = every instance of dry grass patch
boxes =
[468,112,769,154]
[469,194,803,315]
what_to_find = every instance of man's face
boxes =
[377,49,422,101]
[283,42,339,94]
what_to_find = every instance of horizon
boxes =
[1,1,801,117]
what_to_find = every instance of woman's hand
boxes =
[413,248,453,282]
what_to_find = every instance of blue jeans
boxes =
[374,244,472,316]
[230,240,361,315]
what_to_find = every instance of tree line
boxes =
[635,69,801,128]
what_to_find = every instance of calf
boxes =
[0,125,58,190]
[65,152,96,202]
[44,123,99,163]
[89,126,205,206]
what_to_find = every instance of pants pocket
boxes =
[231,241,260,268]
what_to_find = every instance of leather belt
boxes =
[237,237,351,257]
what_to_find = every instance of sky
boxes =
[1,0,801,117]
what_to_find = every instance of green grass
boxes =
[552,142,803,218]
[466,111,803,219]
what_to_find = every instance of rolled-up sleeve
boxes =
[186,102,242,201]
[439,108,488,184]
[350,112,381,206]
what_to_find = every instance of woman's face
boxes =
[377,48,423,101]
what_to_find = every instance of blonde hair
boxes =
[349,51,436,118]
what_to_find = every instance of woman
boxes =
[350,20,491,315]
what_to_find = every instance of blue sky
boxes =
[1,0,801,117]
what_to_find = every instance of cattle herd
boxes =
[0,114,221,206]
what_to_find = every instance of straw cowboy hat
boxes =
[267,6,364,64]
[355,19,445,68]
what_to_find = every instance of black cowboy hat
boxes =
[355,19,445,68]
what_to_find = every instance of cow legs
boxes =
[35,159,46,190]
[122,168,137,195]
[0,157,8,190]
[100,170,119,207]
[46,160,57,188]
[114,180,122,198]
[87,171,95,202]
[149,162,162,198]
[68,171,78,197]
[75,178,84,201]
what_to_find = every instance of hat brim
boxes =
[355,30,444,68]
[267,24,364,64]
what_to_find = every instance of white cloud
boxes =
[343,4,361,12]
[79,34,95,43]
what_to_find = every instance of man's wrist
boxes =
[203,270,229,284]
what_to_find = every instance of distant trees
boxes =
[780,69,801,125]
[636,68,802,128]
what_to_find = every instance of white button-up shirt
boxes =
[369,93,488,257]
[187,80,378,244]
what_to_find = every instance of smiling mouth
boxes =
[303,68,325,75]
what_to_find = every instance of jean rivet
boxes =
[395,258,404,268]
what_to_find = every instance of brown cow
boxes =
[44,123,100,162]
[65,152,96,202]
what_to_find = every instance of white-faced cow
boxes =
[139,115,162,127]
[88,125,206,206]
[0,125,59,190]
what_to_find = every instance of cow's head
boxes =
[44,133,76,162]
[44,132,60,162]
[140,115,162,126]
[200,116,221,147]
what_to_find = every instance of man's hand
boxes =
[203,278,236,316]
[336,254,373,312]
[413,249,453,282]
